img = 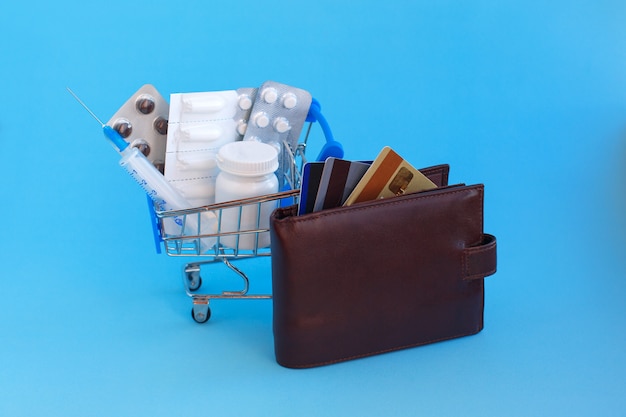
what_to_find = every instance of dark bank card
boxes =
[298,161,325,215]
[313,158,371,212]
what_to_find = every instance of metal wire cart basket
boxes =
[148,101,342,322]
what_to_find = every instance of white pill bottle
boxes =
[215,141,279,250]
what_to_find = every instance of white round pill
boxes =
[237,120,248,135]
[273,117,291,133]
[254,112,270,128]
[262,88,278,104]
[282,92,298,109]
[238,94,252,110]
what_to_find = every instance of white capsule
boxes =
[273,117,291,133]
[180,124,223,142]
[261,87,278,104]
[282,92,298,109]
[182,95,226,113]
[176,152,218,171]
[254,112,270,128]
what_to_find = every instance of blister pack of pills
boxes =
[242,81,312,190]
[242,81,312,154]
[164,88,257,208]
[106,84,169,173]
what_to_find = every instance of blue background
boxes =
[1,0,625,415]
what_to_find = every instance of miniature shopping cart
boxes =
[148,100,343,322]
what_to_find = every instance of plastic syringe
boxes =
[67,88,217,252]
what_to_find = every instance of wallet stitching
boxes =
[285,186,484,224]
[461,188,485,279]
[420,166,448,186]
[463,239,496,279]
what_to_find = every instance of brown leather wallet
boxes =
[269,164,497,368]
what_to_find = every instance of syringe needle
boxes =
[66,87,105,126]
[67,87,129,152]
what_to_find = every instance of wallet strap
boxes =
[462,234,497,280]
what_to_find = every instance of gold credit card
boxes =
[342,146,437,206]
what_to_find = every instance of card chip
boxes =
[388,167,414,195]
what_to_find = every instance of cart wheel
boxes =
[188,276,202,292]
[186,270,202,292]
[191,306,211,323]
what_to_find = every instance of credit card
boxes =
[298,161,325,215]
[343,146,437,206]
[313,158,370,212]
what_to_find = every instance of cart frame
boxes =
[153,142,306,323]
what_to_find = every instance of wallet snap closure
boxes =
[462,234,497,280]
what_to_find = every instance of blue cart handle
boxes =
[306,98,344,161]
